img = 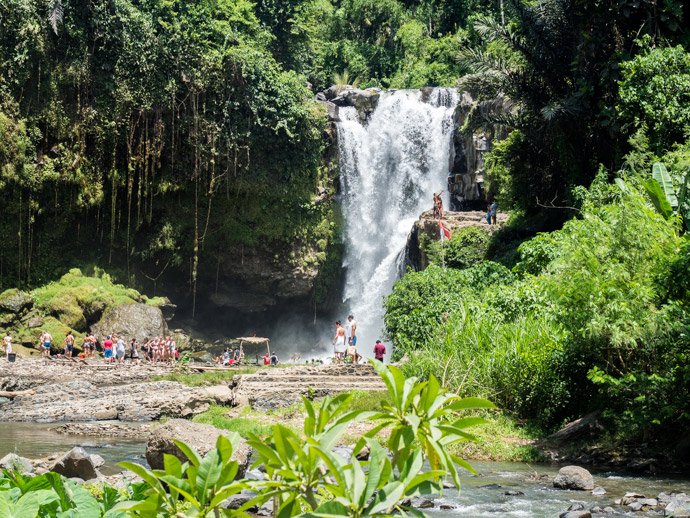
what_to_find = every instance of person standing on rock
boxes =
[64,331,75,358]
[332,321,347,364]
[373,340,386,363]
[103,335,113,364]
[490,200,498,225]
[346,315,357,348]
[42,331,52,358]
[3,331,11,359]
[115,335,126,364]
[130,338,140,365]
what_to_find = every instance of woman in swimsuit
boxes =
[332,321,347,364]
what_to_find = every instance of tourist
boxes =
[103,335,113,364]
[490,200,498,225]
[346,315,357,347]
[64,331,75,358]
[142,338,150,361]
[374,340,386,363]
[81,335,91,359]
[3,331,11,359]
[270,352,279,365]
[223,348,231,364]
[130,338,140,365]
[42,331,52,358]
[437,190,444,220]
[262,352,270,365]
[346,342,362,365]
[486,203,492,225]
[114,335,125,364]
[332,321,347,364]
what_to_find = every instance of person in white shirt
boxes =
[3,332,11,358]
[346,315,357,347]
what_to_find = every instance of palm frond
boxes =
[49,1,64,36]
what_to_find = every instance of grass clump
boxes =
[191,405,274,440]
[152,367,261,386]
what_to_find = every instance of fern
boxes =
[49,1,64,36]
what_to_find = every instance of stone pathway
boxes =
[231,363,387,410]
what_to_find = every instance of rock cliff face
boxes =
[448,92,511,210]
[403,210,508,271]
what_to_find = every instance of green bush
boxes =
[427,226,490,270]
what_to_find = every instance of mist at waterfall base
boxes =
[336,88,458,360]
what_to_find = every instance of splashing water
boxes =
[336,88,458,358]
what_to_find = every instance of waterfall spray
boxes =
[336,88,458,358]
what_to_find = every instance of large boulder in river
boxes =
[91,303,168,340]
[553,466,594,491]
[51,447,99,480]
[146,419,252,477]
[0,289,33,313]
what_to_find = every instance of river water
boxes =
[1,421,687,513]
[426,461,689,517]
[336,88,457,358]
[0,422,147,475]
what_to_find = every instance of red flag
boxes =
[439,220,451,241]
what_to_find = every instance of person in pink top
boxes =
[373,340,386,363]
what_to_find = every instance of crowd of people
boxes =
[3,318,388,366]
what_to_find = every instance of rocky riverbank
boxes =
[0,357,180,391]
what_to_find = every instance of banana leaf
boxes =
[643,178,674,220]
[652,162,678,209]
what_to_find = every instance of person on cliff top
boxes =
[103,335,113,364]
[374,340,386,363]
[346,315,357,347]
[3,331,11,359]
[332,321,347,364]
[490,200,498,225]
[64,331,75,358]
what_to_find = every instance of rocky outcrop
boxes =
[0,290,33,313]
[0,358,182,391]
[51,447,100,481]
[91,303,168,340]
[447,92,514,210]
[0,380,212,422]
[146,419,252,477]
[317,85,381,122]
[403,210,508,272]
[553,466,594,491]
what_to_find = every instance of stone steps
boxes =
[230,363,387,411]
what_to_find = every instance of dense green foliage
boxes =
[386,175,690,442]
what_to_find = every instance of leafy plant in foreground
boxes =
[248,360,495,517]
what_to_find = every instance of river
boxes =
[0,421,147,476]
[1,421,687,514]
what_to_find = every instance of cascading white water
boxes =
[336,88,458,358]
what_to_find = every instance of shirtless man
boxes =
[42,331,52,358]
[436,190,444,220]
[64,331,75,358]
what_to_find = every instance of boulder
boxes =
[91,303,168,341]
[666,500,690,517]
[51,447,99,480]
[0,453,33,474]
[0,313,16,326]
[559,512,591,518]
[145,419,251,477]
[547,411,602,443]
[0,290,33,313]
[90,454,105,468]
[592,486,606,496]
[553,466,594,491]
[203,385,235,405]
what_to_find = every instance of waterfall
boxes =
[336,88,458,358]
